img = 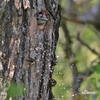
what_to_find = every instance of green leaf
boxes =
[95,65,100,74]
[7,83,26,99]
[90,78,96,85]
[53,85,70,97]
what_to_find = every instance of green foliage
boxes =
[95,65,100,74]
[54,85,70,97]
[60,0,67,9]
[82,26,99,44]
[6,83,27,99]
[53,3,100,99]
[53,83,72,100]
[0,87,2,92]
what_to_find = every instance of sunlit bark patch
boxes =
[14,0,22,10]
[23,0,30,9]
[4,0,10,2]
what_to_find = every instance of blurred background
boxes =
[52,0,100,100]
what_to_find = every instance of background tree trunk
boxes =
[0,0,61,100]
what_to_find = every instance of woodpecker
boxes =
[37,11,48,26]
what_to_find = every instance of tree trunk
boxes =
[0,0,61,100]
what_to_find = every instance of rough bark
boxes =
[0,0,61,100]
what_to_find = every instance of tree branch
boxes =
[61,22,100,99]
[61,21,80,99]
[62,2,100,31]
[77,33,100,56]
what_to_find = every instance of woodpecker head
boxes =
[37,11,48,25]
